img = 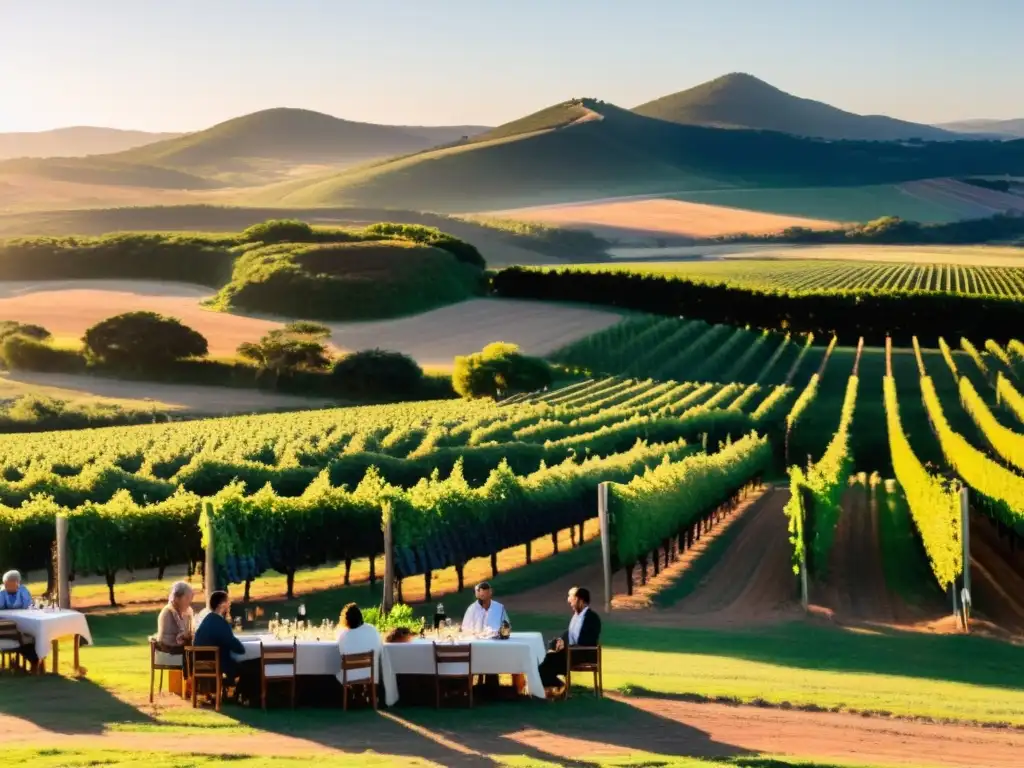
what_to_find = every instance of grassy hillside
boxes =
[0,126,181,160]
[0,220,487,321]
[0,156,216,189]
[633,73,962,141]
[248,99,1024,212]
[0,205,589,265]
[115,108,484,169]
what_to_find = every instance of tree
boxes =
[332,349,423,398]
[83,312,208,368]
[237,322,332,387]
[452,342,552,399]
[0,321,51,344]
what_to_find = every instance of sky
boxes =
[2,0,1022,133]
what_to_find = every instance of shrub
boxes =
[332,349,423,399]
[0,321,51,343]
[361,223,486,269]
[237,325,332,387]
[0,335,86,373]
[242,219,315,244]
[452,342,552,399]
[83,312,208,368]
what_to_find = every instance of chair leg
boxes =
[565,669,572,700]
[150,668,155,703]
[215,677,222,713]
[261,677,267,711]
[468,677,473,709]
[371,680,378,710]
[192,676,198,708]
[343,683,349,711]
[435,678,441,709]
[291,677,296,709]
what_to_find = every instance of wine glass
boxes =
[444,618,453,642]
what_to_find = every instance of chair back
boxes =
[341,650,375,684]
[433,643,472,677]
[0,619,21,650]
[185,645,220,678]
[567,644,602,671]
[260,640,296,679]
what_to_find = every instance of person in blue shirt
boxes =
[1,570,33,611]
[1,570,38,666]
[193,590,245,687]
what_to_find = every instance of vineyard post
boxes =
[598,481,612,613]
[960,487,971,628]
[203,503,216,598]
[382,502,395,617]
[56,515,70,610]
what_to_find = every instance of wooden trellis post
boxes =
[598,482,612,613]
[56,515,70,609]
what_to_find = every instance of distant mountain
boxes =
[0,127,181,160]
[114,108,490,169]
[633,73,966,142]
[248,98,1024,212]
[937,118,1024,139]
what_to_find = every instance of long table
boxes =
[235,631,547,706]
[3,608,92,674]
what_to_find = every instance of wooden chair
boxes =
[340,650,377,711]
[565,644,603,699]
[149,636,185,702]
[260,639,297,710]
[185,645,223,712]
[433,643,473,709]
[0,619,26,673]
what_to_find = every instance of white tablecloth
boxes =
[2,609,93,661]
[235,631,547,707]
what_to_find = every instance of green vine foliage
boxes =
[607,432,771,568]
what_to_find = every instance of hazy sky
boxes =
[2,0,1021,133]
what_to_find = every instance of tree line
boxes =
[490,267,1024,345]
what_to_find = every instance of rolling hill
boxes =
[0,126,181,160]
[247,98,1024,212]
[937,118,1024,139]
[633,73,966,142]
[113,108,490,170]
[0,156,217,190]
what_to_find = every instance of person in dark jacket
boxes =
[538,585,601,688]
[193,590,245,684]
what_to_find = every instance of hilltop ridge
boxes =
[633,72,964,141]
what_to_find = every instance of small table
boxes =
[3,609,92,675]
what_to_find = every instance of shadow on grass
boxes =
[0,675,155,734]
[226,694,749,767]
[588,618,1024,692]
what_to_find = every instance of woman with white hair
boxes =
[156,581,194,653]
[1,570,33,611]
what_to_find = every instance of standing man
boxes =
[538,586,601,691]
[461,582,507,636]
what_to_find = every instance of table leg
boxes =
[52,639,60,675]
[74,635,81,675]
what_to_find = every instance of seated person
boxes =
[335,603,382,686]
[461,581,507,637]
[1,570,33,611]
[1,570,37,666]
[156,581,194,655]
[193,590,245,686]
[538,586,601,690]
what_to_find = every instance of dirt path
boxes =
[1,697,1022,767]
[503,487,800,628]
[670,487,800,626]
[812,486,901,624]
[970,513,1024,636]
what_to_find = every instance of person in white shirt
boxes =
[335,603,382,691]
[461,582,507,637]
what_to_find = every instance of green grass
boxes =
[875,486,947,608]
[668,185,964,224]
